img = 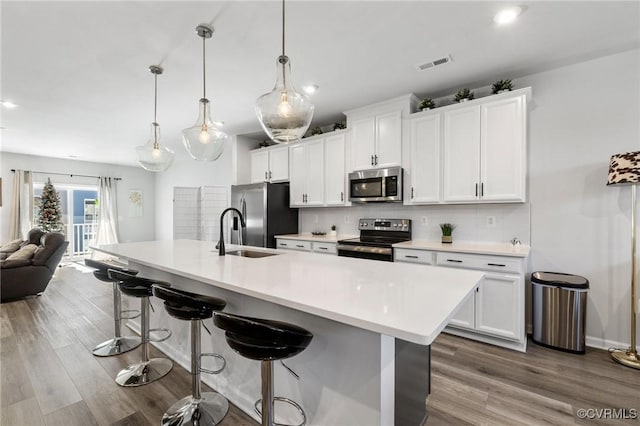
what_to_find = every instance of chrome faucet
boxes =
[217,207,246,256]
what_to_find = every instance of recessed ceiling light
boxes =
[494,6,522,25]
[303,85,319,95]
[0,100,17,109]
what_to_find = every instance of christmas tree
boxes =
[37,178,64,233]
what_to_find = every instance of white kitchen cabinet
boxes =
[475,272,521,340]
[448,292,475,329]
[324,133,348,206]
[289,139,324,207]
[442,89,528,203]
[250,146,289,183]
[312,241,337,254]
[276,239,311,251]
[351,112,402,170]
[406,112,441,204]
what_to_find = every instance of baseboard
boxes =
[585,335,639,352]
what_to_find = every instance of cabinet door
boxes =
[449,291,475,330]
[375,111,402,168]
[475,273,521,340]
[324,134,347,206]
[408,114,441,204]
[443,106,481,202]
[289,144,306,207]
[305,139,325,206]
[480,95,526,201]
[351,117,376,170]
[250,150,269,183]
[269,147,289,182]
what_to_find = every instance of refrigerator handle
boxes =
[239,195,247,246]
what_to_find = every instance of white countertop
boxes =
[393,240,530,257]
[94,240,483,345]
[275,233,358,243]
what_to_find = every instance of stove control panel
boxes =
[359,218,411,232]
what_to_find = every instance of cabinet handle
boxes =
[475,183,478,197]
[296,244,305,248]
[446,259,463,263]
[481,182,484,197]
[265,171,268,180]
[371,155,374,166]
[341,191,344,202]
[269,170,272,180]
[405,255,419,259]
[487,263,506,267]
[319,247,328,250]
[411,187,415,199]
[374,154,378,165]
[280,243,288,247]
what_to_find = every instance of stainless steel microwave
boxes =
[349,167,403,203]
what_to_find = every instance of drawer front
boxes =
[276,239,311,251]
[312,242,337,254]
[436,252,522,274]
[394,248,434,265]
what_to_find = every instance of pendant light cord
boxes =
[202,35,207,100]
[153,71,159,147]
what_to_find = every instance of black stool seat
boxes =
[214,312,312,361]
[153,286,226,321]
[108,270,169,298]
[85,259,138,282]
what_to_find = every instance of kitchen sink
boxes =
[225,250,279,258]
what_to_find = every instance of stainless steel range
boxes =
[337,218,411,262]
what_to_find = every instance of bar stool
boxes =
[214,312,313,426]
[108,269,173,387]
[153,285,229,426]
[84,259,141,356]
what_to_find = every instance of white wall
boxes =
[0,152,156,243]
[154,140,234,241]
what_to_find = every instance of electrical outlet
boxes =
[486,216,496,228]
[421,216,428,226]
[344,215,351,223]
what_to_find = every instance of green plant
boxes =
[439,223,456,236]
[419,98,436,110]
[310,126,323,136]
[331,224,337,231]
[491,79,513,94]
[454,88,474,102]
[333,121,346,130]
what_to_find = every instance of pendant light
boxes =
[255,0,314,143]
[182,24,227,161]
[136,65,174,172]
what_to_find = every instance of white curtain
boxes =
[8,170,33,240]
[96,177,119,245]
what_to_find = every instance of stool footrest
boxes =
[119,309,141,320]
[199,353,226,374]
[149,327,172,343]
[254,397,307,426]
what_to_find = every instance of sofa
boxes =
[0,229,69,302]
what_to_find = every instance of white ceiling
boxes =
[1,1,639,167]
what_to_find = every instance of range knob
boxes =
[361,222,367,227]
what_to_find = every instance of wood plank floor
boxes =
[2,264,639,425]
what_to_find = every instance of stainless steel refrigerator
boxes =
[230,183,299,248]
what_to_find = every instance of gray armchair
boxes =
[1,230,69,302]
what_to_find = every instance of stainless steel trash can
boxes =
[531,271,589,354]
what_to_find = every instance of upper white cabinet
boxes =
[324,133,348,206]
[345,94,418,171]
[250,146,289,183]
[405,112,441,204]
[443,89,528,203]
[289,139,325,207]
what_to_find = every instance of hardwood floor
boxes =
[2,264,638,425]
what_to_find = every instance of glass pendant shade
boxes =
[137,123,174,172]
[256,55,314,143]
[182,98,227,161]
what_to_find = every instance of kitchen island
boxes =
[94,239,483,425]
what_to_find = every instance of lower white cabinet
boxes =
[312,242,337,254]
[276,239,311,251]
[396,248,526,351]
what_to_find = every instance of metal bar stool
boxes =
[84,259,141,356]
[214,312,313,426]
[153,285,229,426]
[108,269,173,387]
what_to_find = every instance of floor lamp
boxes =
[607,150,640,369]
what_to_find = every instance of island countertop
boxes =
[93,239,483,345]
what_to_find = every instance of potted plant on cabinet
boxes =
[454,88,474,103]
[329,224,337,237]
[440,223,455,243]
[491,79,514,94]
[419,98,436,111]
[333,121,346,131]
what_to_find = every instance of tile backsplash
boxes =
[299,203,531,244]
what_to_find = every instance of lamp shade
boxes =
[607,151,640,185]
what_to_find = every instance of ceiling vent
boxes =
[416,55,453,71]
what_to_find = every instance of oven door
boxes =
[337,244,394,262]
[349,167,402,203]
